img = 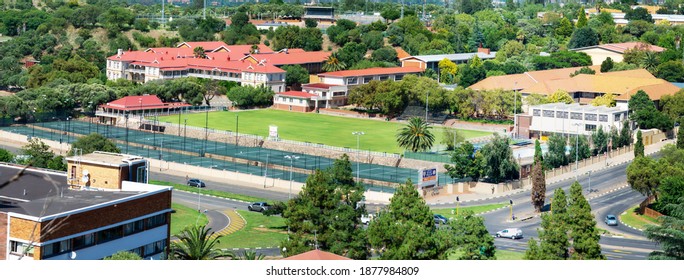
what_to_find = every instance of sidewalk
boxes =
[425,139,674,207]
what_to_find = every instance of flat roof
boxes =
[66,152,145,168]
[0,165,143,217]
[531,102,627,114]
[401,52,497,63]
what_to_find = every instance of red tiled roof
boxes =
[249,51,330,65]
[277,91,318,98]
[283,249,351,260]
[319,67,424,78]
[99,95,191,111]
[302,83,339,89]
[177,41,230,51]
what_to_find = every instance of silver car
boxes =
[605,215,618,226]
[496,228,523,239]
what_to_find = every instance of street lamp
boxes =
[513,81,517,139]
[573,122,582,178]
[352,131,365,183]
[425,92,429,122]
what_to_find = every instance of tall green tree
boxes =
[104,251,143,260]
[545,133,568,169]
[21,138,65,171]
[568,181,605,260]
[678,127,684,149]
[635,130,644,157]
[480,133,519,183]
[322,52,346,72]
[576,8,588,28]
[396,117,435,152]
[600,57,614,72]
[530,161,546,213]
[444,141,483,182]
[570,134,592,163]
[367,179,450,260]
[281,64,309,90]
[619,120,632,148]
[169,225,232,260]
[281,154,369,259]
[526,188,571,260]
[592,126,608,155]
[627,156,661,200]
[534,139,543,165]
[644,197,684,259]
[449,210,496,260]
[69,133,120,155]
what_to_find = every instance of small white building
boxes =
[519,103,629,138]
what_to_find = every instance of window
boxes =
[615,114,621,122]
[143,240,165,257]
[395,74,404,81]
[124,220,144,235]
[556,111,568,119]
[70,166,76,179]
[533,109,541,116]
[585,124,597,131]
[10,241,33,257]
[379,75,389,81]
[145,214,167,229]
[97,226,123,243]
[543,110,555,117]
[72,233,95,250]
[599,114,608,122]
[363,76,373,84]
[571,112,583,120]
[346,77,358,84]
[585,113,597,121]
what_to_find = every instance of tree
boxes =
[21,138,65,171]
[568,181,605,260]
[438,58,458,84]
[104,251,143,260]
[449,210,496,260]
[635,130,644,157]
[281,65,309,90]
[367,179,450,260]
[569,134,592,163]
[570,66,596,77]
[193,46,206,59]
[322,52,346,72]
[371,47,398,64]
[625,7,654,23]
[644,197,684,259]
[530,161,546,213]
[0,148,14,163]
[281,155,369,259]
[678,127,684,149]
[627,155,661,200]
[629,90,673,131]
[555,18,574,38]
[445,141,483,182]
[381,8,400,23]
[568,27,600,49]
[338,42,367,68]
[304,18,318,28]
[547,90,574,104]
[619,120,632,148]
[600,57,614,72]
[592,126,608,155]
[545,133,568,169]
[361,31,384,50]
[480,133,518,183]
[526,188,570,260]
[591,93,616,107]
[656,61,684,82]
[69,133,120,155]
[534,139,543,165]
[576,8,588,28]
[396,117,435,152]
[441,128,464,151]
[169,224,232,260]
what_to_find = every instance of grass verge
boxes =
[170,202,208,236]
[150,180,269,203]
[157,109,492,154]
[216,210,287,249]
[619,206,661,230]
[432,203,508,220]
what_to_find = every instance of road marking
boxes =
[612,249,632,254]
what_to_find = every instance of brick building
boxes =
[0,152,173,260]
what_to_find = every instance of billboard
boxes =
[418,167,438,188]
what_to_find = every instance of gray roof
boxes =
[401,52,497,63]
[532,102,627,114]
[0,165,142,217]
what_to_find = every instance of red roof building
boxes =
[571,42,666,65]
[105,42,331,94]
[97,95,191,125]
[283,249,351,260]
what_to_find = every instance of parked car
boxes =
[434,214,448,225]
[187,178,206,188]
[361,214,374,225]
[605,214,618,226]
[248,202,270,212]
[496,228,523,239]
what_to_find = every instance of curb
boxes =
[619,212,644,232]
[176,189,251,204]
[230,247,280,251]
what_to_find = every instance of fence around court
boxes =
[1,118,452,191]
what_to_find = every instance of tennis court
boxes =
[4,119,453,189]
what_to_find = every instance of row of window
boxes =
[346,74,404,85]
[8,213,168,259]
[127,240,166,259]
[533,109,615,122]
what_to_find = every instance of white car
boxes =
[360,214,374,225]
[496,228,523,239]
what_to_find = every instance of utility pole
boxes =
[203,0,206,20]
[162,0,165,27]
[401,0,404,19]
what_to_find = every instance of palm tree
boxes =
[233,250,265,260]
[322,52,346,72]
[396,117,435,152]
[641,51,659,73]
[193,46,207,59]
[169,224,233,260]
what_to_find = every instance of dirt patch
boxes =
[253,226,286,234]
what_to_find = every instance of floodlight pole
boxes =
[352,131,365,183]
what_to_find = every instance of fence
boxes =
[403,151,452,163]
[638,195,664,219]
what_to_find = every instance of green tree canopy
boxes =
[448,210,496,260]
[396,117,435,152]
[69,133,120,156]
[169,224,232,260]
[480,133,518,183]
[104,251,143,260]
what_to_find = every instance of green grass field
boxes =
[620,206,661,230]
[448,249,525,260]
[217,210,287,249]
[157,109,492,154]
[150,180,269,203]
[432,203,508,220]
[170,203,208,236]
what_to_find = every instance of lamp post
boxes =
[513,81,517,139]
[573,122,582,179]
[178,107,182,137]
[183,118,187,162]
[139,97,143,125]
[284,154,299,236]
[204,108,209,157]
[352,131,365,183]
[425,92,429,122]
[125,113,129,154]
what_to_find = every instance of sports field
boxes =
[157,109,493,154]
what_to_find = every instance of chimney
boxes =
[477,47,490,55]
[117,49,123,56]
